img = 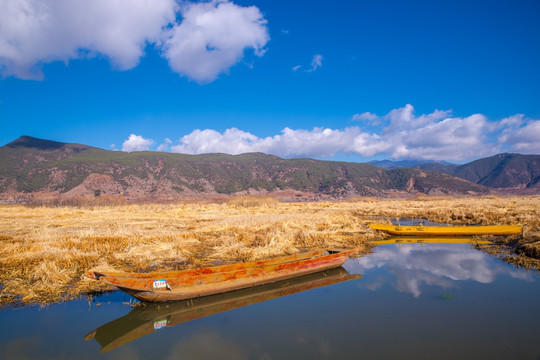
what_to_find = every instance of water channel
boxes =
[1,239,539,359]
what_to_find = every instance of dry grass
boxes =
[0,195,538,306]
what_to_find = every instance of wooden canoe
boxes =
[84,248,357,302]
[369,223,522,236]
[85,267,361,354]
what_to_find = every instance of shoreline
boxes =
[1,195,538,306]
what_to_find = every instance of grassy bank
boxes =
[0,195,538,306]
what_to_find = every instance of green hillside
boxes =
[0,136,491,199]
[453,153,540,189]
[372,153,540,189]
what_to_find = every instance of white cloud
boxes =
[360,105,500,160]
[498,114,524,128]
[0,0,269,82]
[171,126,387,158]
[265,127,358,158]
[500,119,540,153]
[167,105,540,161]
[352,112,378,122]
[391,113,497,160]
[383,104,451,133]
[292,54,323,74]
[161,0,269,83]
[307,54,323,72]
[122,134,154,152]
[157,137,172,152]
[171,128,260,154]
[349,132,391,157]
[0,0,177,79]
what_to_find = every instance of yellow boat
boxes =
[372,237,493,245]
[369,223,522,236]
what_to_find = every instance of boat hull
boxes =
[372,237,493,245]
[85,267,361,353]
[85,249,357,302]
[369,223,522,236]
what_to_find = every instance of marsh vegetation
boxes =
[0,195,538,306]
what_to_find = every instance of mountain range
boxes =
[372,153,539,190]
[0,136,538,201]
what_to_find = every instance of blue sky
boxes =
[1,0,539,162]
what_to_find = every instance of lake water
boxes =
[1,240,539,359]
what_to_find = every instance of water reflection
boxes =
[2,241,540,359]
[372,237,493,245]
[86,267,361,354]
[164,331,248,360]
[346,237,533,298]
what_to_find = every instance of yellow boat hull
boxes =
[369,223,522,236]
[372,237,493,245]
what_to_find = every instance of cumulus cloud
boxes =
[171,128,260,154]
[161,0,269,83]
[167,105,539,161]
[367,106,499,160]
[498,114,524,128]
[171,127,364,158]
[384,104,452,133]
[0,0,269,82]
[498,115,540,153]
[506,121,540,153]
[122,134,153,152]
[0,0,177,79]
[157,137,172,152]
[388,113,496,160]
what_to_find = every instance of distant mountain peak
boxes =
[4,136,100,153]
[369,159,456,170]
[454,153,539,189]
[6,136,68,150]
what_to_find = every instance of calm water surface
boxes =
[1,241,539,359]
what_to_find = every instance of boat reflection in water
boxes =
[373,237,493,246]
[85,267,361,354]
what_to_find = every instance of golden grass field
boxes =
[0,195,538,306]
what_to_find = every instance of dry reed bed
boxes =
[0,195,538,306]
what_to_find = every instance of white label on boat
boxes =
[153,319,168,330]
[153,280,168,289]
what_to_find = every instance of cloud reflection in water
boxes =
[345,244,532,298]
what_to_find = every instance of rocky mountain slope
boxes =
[450,153,539,189]
[0,136,493,201]
[374,154,539,189]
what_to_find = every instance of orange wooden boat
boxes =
[84,248,357,302]
[85,267,361,353]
